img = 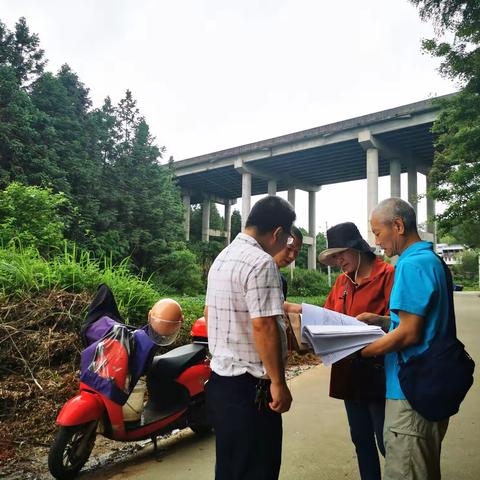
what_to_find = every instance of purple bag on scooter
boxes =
[79,285,157,405]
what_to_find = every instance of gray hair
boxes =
[372,198,417,233]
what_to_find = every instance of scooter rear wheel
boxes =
[48,421,97,479]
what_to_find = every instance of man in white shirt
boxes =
[205,195,296,480]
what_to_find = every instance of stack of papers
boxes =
[301,304,385,366]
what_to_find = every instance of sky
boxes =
[1,0,456,239]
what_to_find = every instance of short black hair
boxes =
[245,195,296,235]
[291,225,303,243]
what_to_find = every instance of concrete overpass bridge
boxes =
[173,94,452,268]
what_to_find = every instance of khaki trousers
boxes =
[384,399,449,480]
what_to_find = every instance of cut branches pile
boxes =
[0,290,90,466]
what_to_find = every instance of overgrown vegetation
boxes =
[0,17,204,287]
[0,243,160,322]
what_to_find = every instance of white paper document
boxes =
[301,303,385,366]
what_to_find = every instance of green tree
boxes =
[410,1,480,236]
[0,65,53,187]
[189,203,224,241]
[126,119,185,271]
[0,17,194,289]
[101,91,186,274]
[0,17,46,86]
[452,249,479,287]
[154,247,203,295]
[188,240,225,281]
[188,203,230,282]
[231,209,242,239]
[117,89,140,145]
[90,96,121,166]
[296,229,327,270]
[459,250,479,277]
[30,65,103,245]
[86,96,124,254]
[439,222,480,248]
[0,182,66,251]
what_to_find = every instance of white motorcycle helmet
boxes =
[147,298,183,346]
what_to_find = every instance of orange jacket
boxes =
[324,256,394,401]
[324,256,394,318]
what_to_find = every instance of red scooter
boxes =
[48,288,210,480]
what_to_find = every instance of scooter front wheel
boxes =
[48,421,97,479]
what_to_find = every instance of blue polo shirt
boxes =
[385,241,449,399]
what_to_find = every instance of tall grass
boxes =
[0,244,330,345]
[0,243,161,324]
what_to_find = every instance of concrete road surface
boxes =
[83,292,479,480]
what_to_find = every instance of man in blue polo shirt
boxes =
[362,198,449,480]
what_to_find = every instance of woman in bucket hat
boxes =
[319,222,394,480]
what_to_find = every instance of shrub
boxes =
[170,295,206,347]
[453,250,479,278]
[283,268,333,297]
[0,182,67,253]
[187,240,225,282]
[154,247,203,295]
[451,250,479,290]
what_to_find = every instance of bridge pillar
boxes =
[288,187,296,209]
[268,179,277,196]
[224,202,232,244]
[426,174,436,235]
[286,188,297,268]
[201,198,210,242]
[308,191,317,270]
[241,172,252,231]
[390,159,401,198]
[408,163,418,216]
[182,193,191,241]
[366,148,379,245]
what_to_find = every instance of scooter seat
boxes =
[149,343,207,380]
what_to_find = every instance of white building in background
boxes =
[436,243,465,266]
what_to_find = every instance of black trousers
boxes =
[205,372,283,480]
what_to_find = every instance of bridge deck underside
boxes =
[178,123,434,203]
